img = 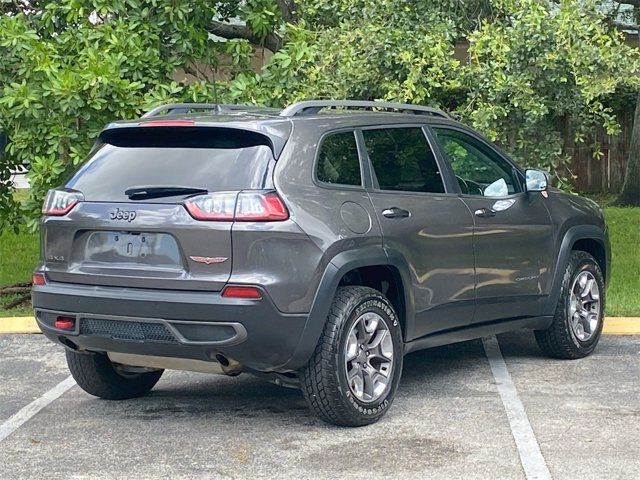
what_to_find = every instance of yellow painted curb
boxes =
[1,316,639,335]
[603,317,640,335]
[0,317,39,334]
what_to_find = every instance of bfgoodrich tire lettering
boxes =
[300,286,403,427]
[535,250,605,359]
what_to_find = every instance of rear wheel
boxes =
[66,350,163,400]
[300,286,403,427]
[535,250,605,359]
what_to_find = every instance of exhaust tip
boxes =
[58,336,78,350]
[215,353,230,366]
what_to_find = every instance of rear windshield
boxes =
[66,128,275,202]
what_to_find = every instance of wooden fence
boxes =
[567,110,633,194]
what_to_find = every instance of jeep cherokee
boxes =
[32,100,610,427]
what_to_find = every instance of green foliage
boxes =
[0,0,231,231]
[1,0,639,231]
[464,0,640,184]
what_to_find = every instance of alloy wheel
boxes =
[344,312,394,403]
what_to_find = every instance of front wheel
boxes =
[300,286,403,427]
[535,250,605,359]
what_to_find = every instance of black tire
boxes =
[535,250,605,359]
[300,286,403,427]
[66,350,164,400]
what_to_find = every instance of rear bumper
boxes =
[32,282,308,372]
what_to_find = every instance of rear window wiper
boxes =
[125,186,208,200]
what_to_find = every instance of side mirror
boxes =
[0,132,7,160]
[525,168,548,192]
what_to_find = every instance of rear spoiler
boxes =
[99,122,290,159]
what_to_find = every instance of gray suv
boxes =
[32,100,610,426]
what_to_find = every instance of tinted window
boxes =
[67,143,273,202]
[433,128,521,197]
[362,128,444,193]
[316,131,361,186]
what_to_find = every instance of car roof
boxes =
[101,102,466,158]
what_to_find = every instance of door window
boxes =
[316,131,362,186]
[433,128,521,197]
[362,127,445,194]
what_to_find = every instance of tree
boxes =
[1,0,639,232]
[609,0,640,205]
[617,93,640,205]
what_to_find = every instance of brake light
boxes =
[32,273,46,286]
[139,120,195,127]
[221,286,263,300]
[184,191,288,222]
[42,189,83,216]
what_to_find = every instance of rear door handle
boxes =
[474,207,496,218]
[382,207,410,219]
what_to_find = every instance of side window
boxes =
[362,128,445,194]
[316,131,362,186]
[433,128,521,197]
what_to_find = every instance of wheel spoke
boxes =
[569,299,578,317]
[367,328,386,349]
[571,312,580,329]
[355,318,367,342]
[350,369,364,398]
[347,363,361,381]
[346,331,359,361]
[586,313,599,335]
[580,277,595,299]
[363,314,379,342]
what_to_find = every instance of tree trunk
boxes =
[616,92,640,206]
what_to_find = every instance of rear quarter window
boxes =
[316,131,362,187]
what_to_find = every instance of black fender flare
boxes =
[276,245,414,371]
[544,224,609,316]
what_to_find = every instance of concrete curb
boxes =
[1,316,639,335]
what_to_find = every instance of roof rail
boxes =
[279,100,450,119]
[141,103,266,118]
[142,103,221,118]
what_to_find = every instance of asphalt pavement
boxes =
[0,331,638,479]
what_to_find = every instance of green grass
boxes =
[0,205,638,318]
[0,227,39,316]
[604,207,640,317]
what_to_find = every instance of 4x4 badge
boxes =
[190,256,228,265]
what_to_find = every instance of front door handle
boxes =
[382,207,411,219]
[474,207,496,218]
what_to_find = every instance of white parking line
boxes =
[483,336,552,480]
[0,376,76,443]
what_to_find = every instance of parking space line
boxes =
[0,376,76,443]
[483,336,552,480]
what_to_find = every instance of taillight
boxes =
[184,192,237,221]
[221,285,263,300]
[235,191,288,221]
[42,189,83,216]
[32,273,46,286]
[184,191,288,222]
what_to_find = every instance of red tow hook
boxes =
[54,316,75,330]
